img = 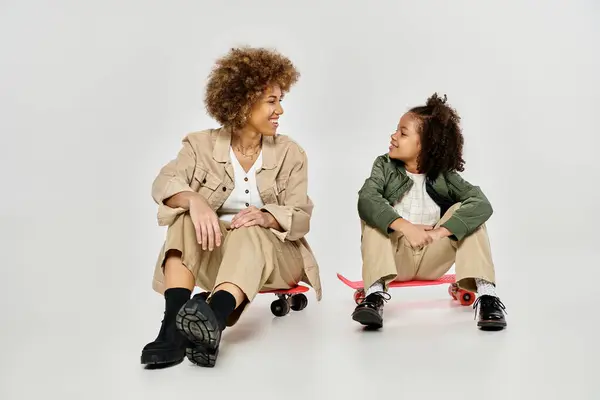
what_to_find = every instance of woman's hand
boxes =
[231,206,279,230]
[188,193,222,251]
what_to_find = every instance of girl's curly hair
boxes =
[204,47,300,129]
[409,93,465,179]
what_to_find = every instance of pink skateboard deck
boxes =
[337,273,456,289]
[336,273,476,306]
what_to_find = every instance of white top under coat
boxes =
[217,147,265,222]
[393,171,441,226]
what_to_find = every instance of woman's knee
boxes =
[167,212,195,237]
[226,225,268,241]
[230,225,264,233]
[169,212,225,246]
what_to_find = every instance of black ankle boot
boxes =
[175,292,224,368]
[141,288,192,367]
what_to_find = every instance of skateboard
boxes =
[194,284,309,318]
[260,285,310,317]
[336,273,476,306]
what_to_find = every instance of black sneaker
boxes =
[473,295,507,331]
[351,291,391,329]
[175,293,222,367]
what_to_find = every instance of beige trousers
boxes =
[152,213,305,326]
[361,203,496,293]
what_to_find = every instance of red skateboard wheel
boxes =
[354,289,365,304]
[457,290,475,306]
[448,284,457,300]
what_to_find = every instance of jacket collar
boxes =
[385,154,407,176]
[386,154,441,184]
[213,127,277,170]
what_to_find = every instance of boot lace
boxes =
[364,291,391,306]
[473,295,507,319]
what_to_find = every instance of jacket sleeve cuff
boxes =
[441,216,468,241]
[155,180,195,226]
[375,207,401,236]
[158,178,194,205]
[261,204,292,242]
[156,204,186,226]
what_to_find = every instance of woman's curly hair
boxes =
[204,47,300,129]
[409,93,465,179]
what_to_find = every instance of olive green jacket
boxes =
[357,155,493,241]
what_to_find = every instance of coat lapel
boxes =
[213,128,234,184]
[256,135,279,203]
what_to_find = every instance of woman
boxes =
[141,47,322,368]
[353,93,507,331]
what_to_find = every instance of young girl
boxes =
[353,93,506,331]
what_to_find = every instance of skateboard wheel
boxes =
[354,290,365,304]
[457,290,475,306]
[290,293,308,311]
[448,285,457,300]
[271,298,290,317]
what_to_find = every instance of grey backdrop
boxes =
[1,1,599,399]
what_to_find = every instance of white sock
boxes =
[475,278,497,297]
[366,281,384,297]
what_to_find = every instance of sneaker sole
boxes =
[176,299,221,368]
[352,307,383,329]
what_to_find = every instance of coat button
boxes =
[245,203,249,207]
[222,187,227,192]
[245,189,249,194]
[244,177,248,182]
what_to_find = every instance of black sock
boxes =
[209,291,237,330]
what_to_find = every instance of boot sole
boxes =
[176,298,221,368]
[352,307,383,329]
[141,348,185,366]
[478,319,507,331]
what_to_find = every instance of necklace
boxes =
[233,138,262,159]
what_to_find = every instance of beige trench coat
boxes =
[151,127,322,300]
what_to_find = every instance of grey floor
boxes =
[1,249,597,399]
